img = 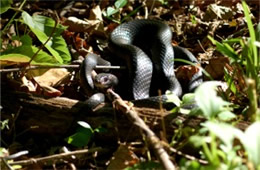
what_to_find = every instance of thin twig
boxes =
[161,141,208,165]
[106,89,176,170]
[28,18,58,64]
[8,147,103,166]
[0,65,126,73]
[197,39,206,53]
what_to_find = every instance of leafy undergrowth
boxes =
[1,0,260,169]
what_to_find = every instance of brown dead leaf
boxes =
[176,64,201,81]
[107,144,139,170]
[38,84,62,97]
[203,4,233,21]
[204,57,230,80]
[89,5,103,21]
[225,63,247,93]
[33,68,70,87]
[64,16,100,33]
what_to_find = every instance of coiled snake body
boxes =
[81,19,203,108]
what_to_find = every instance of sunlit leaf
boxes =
[77,121,92,130]
[240,121,260,167]
[21,12,71,63]
[65,121,95,147]
[203,121,243,150]
[217,111,236,121]
[106,7,118,17]
[115,0,127,9]
[1,45,59,65]
[194,81,234,119]
[65,131,92,147]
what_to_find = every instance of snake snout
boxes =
[94,73,118,90]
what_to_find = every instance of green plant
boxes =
[188,121,260,169]
[1,4,71,66]
[208,1,260,121]
[102,0,141,24]
[65,121,105,148]
[174,81,260,169]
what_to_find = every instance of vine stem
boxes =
[28,12,59,64]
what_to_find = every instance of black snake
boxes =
[80,19,203,109]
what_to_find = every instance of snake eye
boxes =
[101,76,109,83]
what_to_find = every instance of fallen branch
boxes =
[8,147,103,166]
[106,89,176,170]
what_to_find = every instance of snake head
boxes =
[94,73,118,92]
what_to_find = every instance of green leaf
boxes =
[240,121,260,167]
[194,81,232,119]
[242,0,258,67]
[115,0,127,9]
[208,36,238,61]
[65,131,92,148]
[106,7,119,17]
[203,122,243,151]
[0,0,12,14]
[0,53,32,63]
[1,45,59,65]
[217,111,236,121]
[20,34,33,45]
[21,12,71,64]
[182,93,195,104]
[65,121,94,147]
[166,90,181,107]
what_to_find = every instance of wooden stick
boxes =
[8,148,103,166]
[106,89,176,170]
[0,65,126,73]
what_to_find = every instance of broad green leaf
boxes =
[1,45,59,65]
[106,7,119,17]
[0,54,33,64]
[65,131,92,147]
[194,81,232,119]
[217,111,236,121]
[240,121,260,167]
[115,0,127,9]
[20,34,33,45]
[166,90,181,107]
[0,0,12,14]
[21,12,71,63]
[182,93,195,104]
[65,122,94,147]
[203,122,243,150]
